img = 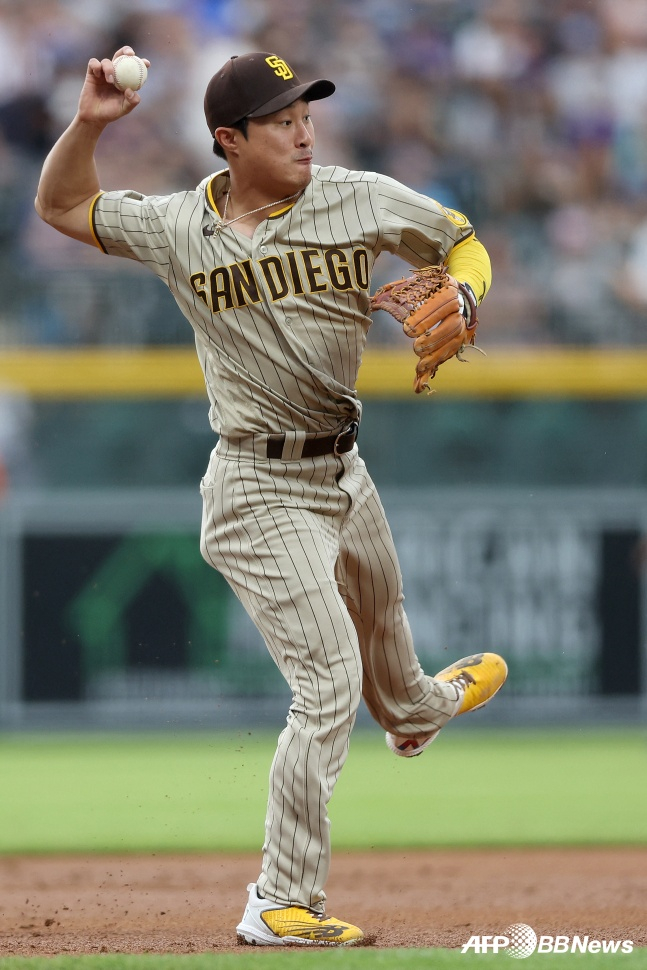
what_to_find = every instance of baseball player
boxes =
[35,48,508,946]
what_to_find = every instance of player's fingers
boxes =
[112,45,137,61]
[99,57,117,84]
[87,57,105,78]
[123,90,141,106]
[111,45,150,68]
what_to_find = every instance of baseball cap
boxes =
[204,52,335,133]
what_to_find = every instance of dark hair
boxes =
[212,117,249,158]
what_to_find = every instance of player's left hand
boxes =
[370,265,481,393]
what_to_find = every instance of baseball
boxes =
[112,54,148,93]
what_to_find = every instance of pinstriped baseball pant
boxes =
[199,437,459,911]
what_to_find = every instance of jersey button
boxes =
[260,246,268,254]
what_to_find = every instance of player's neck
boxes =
[227,181,294,214]
[219,178,303,236]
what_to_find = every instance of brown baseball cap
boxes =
[204,52,335,134]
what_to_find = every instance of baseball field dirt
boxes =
[0,848,645,954]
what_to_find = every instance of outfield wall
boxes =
[0,486,645,730]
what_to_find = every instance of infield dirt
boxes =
[0,848,645,953]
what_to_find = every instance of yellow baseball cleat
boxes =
[386,652,508,758]
[435,652,508,715]
[236,883,364,946]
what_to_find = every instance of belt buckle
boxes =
[333,422,357,457]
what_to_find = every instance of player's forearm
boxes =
[35,115,105,222]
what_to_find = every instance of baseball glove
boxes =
[370,265,481,393]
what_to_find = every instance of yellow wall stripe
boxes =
[0,349,204,398]
[360,347,647,398]
[0,347,646,399]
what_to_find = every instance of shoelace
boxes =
[448,668,476,692]
[295,908,329,922]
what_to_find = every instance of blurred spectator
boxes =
[616,205,647,334]
[0,0,646,347]
[541,203,628,343]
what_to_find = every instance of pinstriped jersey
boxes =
[91,164,473,437]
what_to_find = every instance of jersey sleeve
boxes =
[446,233,492,303]
[90,189,173,283]
[373,173,474,267]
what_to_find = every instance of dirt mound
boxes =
[1,847,645,953]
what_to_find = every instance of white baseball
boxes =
[112,55,148,92]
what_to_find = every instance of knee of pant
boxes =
[294,677,362,729]
[336,679,362,723]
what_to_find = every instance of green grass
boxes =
[0,727,645,854]
[0,950,645,969]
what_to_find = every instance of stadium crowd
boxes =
[2,0,647,346]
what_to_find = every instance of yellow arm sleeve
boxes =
[446,234,492,304]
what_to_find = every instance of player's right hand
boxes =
[78,46,151,126]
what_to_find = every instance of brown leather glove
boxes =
[370,265,480,393]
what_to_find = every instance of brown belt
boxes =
[266,422,359,460]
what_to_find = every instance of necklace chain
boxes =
[215,190,302,234]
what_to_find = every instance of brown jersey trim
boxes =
[89,192,108,253]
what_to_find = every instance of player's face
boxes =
[237,99,315,194]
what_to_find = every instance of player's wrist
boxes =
[458,281,478,328]
[72,113,110,138]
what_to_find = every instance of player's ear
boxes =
[215,126,238,157]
